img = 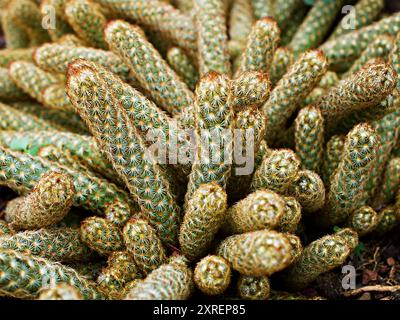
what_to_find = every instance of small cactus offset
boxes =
[237,275,270,300]
[374,206,399,235]
[346,206,379,236]
[276,196,302,233]
[322,135,345,186]
[4,171,75,230]
[194,255,231,296]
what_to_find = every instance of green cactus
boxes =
[322,134,345,186]
[274,0,305,31]
[229,0,254,50]
[237,275,270,300]
[166,47,199,91]
[0,48,34,67]
[389,31,400,88]
[277,196,302,233]
[334,228,359,251]
[251,149,301,194]
[194,255,231,296]
[262,50,328,141]
[0,249,105,299]
[0,9,30,49]
[237,17,280,75]
[57,33,86,46]
[194,0,231,76]
[377,157,400,205]
[40,0,73,41]
[324,124,379,226]
[250,0,274,20]
[319,71,340,89]
[4,171,74,230]
[0,67,30,101]
[280,5,308,46]
[41,84,75,112]
[125,255,194,300]
[375,206,399,235]
[65,0,108,49]
[80,216,125,255]
[216,230,295,277]
[180,182,227,261]
[329,0,385,39]
[294,105,324,173]
[269,47,294,86]
[222,189,285,235]
[38,283,83,300]
[288,170,325,214]
[346,206,379,236]
[0,221,15,237]
[104,20,194,116]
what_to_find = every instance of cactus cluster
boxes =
[0,0,400,302]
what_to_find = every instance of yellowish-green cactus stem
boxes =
[65,0,108,49]
[38,283,83,300]
[41,83,75,112]
[230,71,271,111]
[172,0,194,12]
[274,0,305,31]
[289,0,344,54]
[389,32,400,88]
[280,4,308,46]
[0,228,94,263]
[288,170,325,214]
[104,20,194,116]
[237,275,270,300]
[0,67,30,101]
[320,13,400,70]
[324,124,379,226]
[222,189,285,235]
[0,249,105,299]
[123,219,167,276]
[237,17,279,75]
[0,146,133,216]
[40,0,74,41]
[251,149,301,194]
[0,8,30,49]
[0,48,35,67]
[194,0,231,76]
[334,228,359,251]
[8,0,51,46]
[294,105,324,173]
[319,71,340,90]
[3,171,74,230]
[329,0,385,40]
[302,87,325,107]
[277,196,302,233]
[180,182,227,261]
[269,47,294,87]
[281,232,354,290]
[57,34,86,46]
[167,47,199,91]
[0,102,60,132]
[185,72,233,202]
[80,216,125,255]
[254,139,270,169]
[67,59,181,244]
[33,43,134,84]
[8,61,60,105]
[262,50,328,141]
[216,230,296,277]
[228,0,254,51]
[94,0,197,52]
[194,255,231,296]
[125,255,194,300]
[318,60,396,130]
[346,206,379,236]
[0,221,15,237]
[322,134,345,186]
[250,0,274,20]
[377,157,400,205]
[375,206,399,235]
[344,35,394,77]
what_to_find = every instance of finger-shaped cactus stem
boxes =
[262,50,328,141]
[104,20,194,116]
[67,60,181,244]
[222,189,285,235]
[322,135,345,186]
[216,230,295,276]
[324,124,379,226]
[0,48,34,67]
[65,0,108,49]
[180,183,227,261]
[57,34,86,46]
[42,83,75,112]
[250,0,274,20]
[0,67,30,101]
[0,249,105,299]
[276,196,302,234]
[334,228,359,251]
[40,0,74,41]
[288,170,325,214]
[294,105,324,173]
[280,5,308,46]
[123,219,167,276]
[237,18,280,75]
[0,221,15,237]
[269,47,294,86]
[194,255,231,296]
[38,283,83,300]
[289,0,344,54]
[251,149,301,194]
[80,217,125,255]
[237,275,270,300]
[4,172,74,230]
[377,157,400,205]
[0,9,30,49]
[319,71,340,90]
[274,0,305,30]
[229,0,254,46]
[167,47,199,91]
[374,206,399,235]
[125,255,194,300]
[8,62,59,104]
[281,233,352,290]
[185,72,233,202]
[0,228,93,263]
[194,0,231,76]
[389,32,400,88]
[345,206,379,236]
